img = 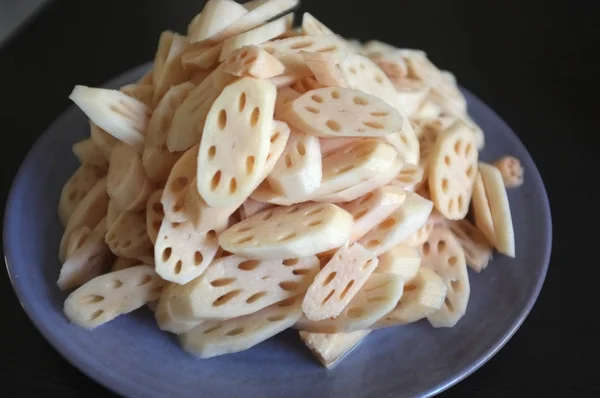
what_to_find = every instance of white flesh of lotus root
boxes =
[376,244,421,280]
[403,219,434,247]
[471,170,495,246]
[300,51,348,88]
[303,243,379,321]
[107,144,153,212]
[364,44,409,80]
[154,220,219,284]
[66,225,92,259]
[493,155,524,189]
[267,131,322,197]
[72,139,107,167]
[282,87,402,138]
[299,330,370,368]
[58,163,108,226]
[105,210,153,260]
[341,186,407,242]
[169,255,319,320]
[69,85,150,151]
[152,31,175,85]
[240,198,271,219]
[190,68,214,85]
[58,218,112,291]
[161,144,198,222]
[301,12,334,36]
[384,125,420,166]
[120,83,154,108]
[413,99,442,120]
[391,163,424,191]
[179,296,303,359]
[419,227,470,328]
[59,177,109,262]
[275,86,301,118]
[90,122,119,161]
[182,42,223,70]
[478,162,515,257]
[296,273,404,333]
[219,13,293,61]
[105,199,120,231]
[197,77,277,207]
[261,35,347,65]
[184,180,236,233]
[220,202,353,259]
[269,54,314,88]
[222,45,285,78]
[448,219,493,272]
[154,34,191,106]
[358,191,434,256]
[428,120,479,220]
[143,82,195,184]
[146,189,164,245]
[291,76,323,94]
[111,256,140,272]
[63,265,165,330]
[394,78,431,117]
[167,67,237,152]
[188,0,248,43]
[372,267,447,328]
[318,137,358,155]
[155,285,202,334]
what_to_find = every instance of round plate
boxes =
[3,63,552,398]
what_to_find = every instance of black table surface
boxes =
[0,0,598,397]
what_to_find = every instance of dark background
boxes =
[0,0,598,396]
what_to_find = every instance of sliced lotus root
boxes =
[155,220,219,284]
[107,144,153,212]
[155,285,203,334]
[428,120,479,220]
[145,189,164,245]
[221,45,285,79]
[179,180,233,233]
[197,77,277,208]
[358,191,433,256]
[58,163,108,226]
[219,13,293,61]
[58,218,113,291]
[190,68,214,85]
[72,139,107,167]
[364,41,409,80]
[281,87,402,138]
[153,33,192,106]
[275,86,301,117]
[478,162,515,257]
[427,79,467,118]
[105,210,153,260]
[394,78,431,117]
[267,131,322,197]
[65,225,92,259]
[412,100,442,120]
[111,257,141,272]
[471,170,495,246]
[290,76,324,94]
[167,67,237,152]
[262,35,347,64]
[372,267,447,328]
[403,219,434,247]
[299,330,369,368]
[152,30,175,85]
[419,226,470,328]
[382,124,420,166]
[341,186,407,242]
[300,51,348,88]
[493,155,524,189]
[169,255,318,320]
[239,198,271,219]
[219,202,353,260]
[376,244,421,280]
[297,272,404,333]
[318,137,358,155]
[391,163,424,192]
[69,85,151,151]
[270,53,314,88]
[179,296,303,359]
[105,199,120,231]
[303,243,379,321]
[161,144,199,222]
[90,122,119,161]
[448,219,493,272]
[59,177,109,262]
[188,0,248,43]
[301,12,335,36]
[63,265,165,329]
[120,83,154,108]
[182,42,223,70]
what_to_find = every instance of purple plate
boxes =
[3,63,552,398]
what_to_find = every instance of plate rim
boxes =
[3,62,552,398]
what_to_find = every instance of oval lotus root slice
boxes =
[358,191,433,256]
[169,255,318,320]
[493,155,524,189]
[340,186,407,242]
[107,144,153,212]
[72,139,107,167]
[419,226,470,328]
[222,45,285,79]
[105,210,153,260]
[303,242,379,321]
[301,12,334,36]
[65,225,92,259]
[161,144,199,222]
[63,265,166,329]
[219,202,353,260]
[239,198,271,220]
[69,85,151,151]
[300,51,348,88]
[188,0,248,43]
[376,244,421,280]
[58,218,113,291]
[182,42,223,70]
[269,54,314,88]
[403,219,434,247]
[298,330,370,368]
[111,256,141,272]
[383,124,420,166]
[391,163,424,192]
[152,30,175,85]
[153,33,191,106]
[155,220,219,284]
[261,35,347,64]
[318,137,359,155]
[145,189,164,245]
[478,162,515,257]
[179,295,303,359]
[448,219,493,272]
[197,77,277,208]
[428,120,479,220]
[59,177,109,262]
[290,76,324,94]
[297,272,404,333]
[120,83,154,108]
[365,44,409,80]
[267,131,322,197]
[394,78,431,117]
[156,285,203,334]
[372,266,447,328]
[282,87,402,138]
[184,179,241,233]
[471,170,495,246]
[58,163,108,226]
[90,122,119,161]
